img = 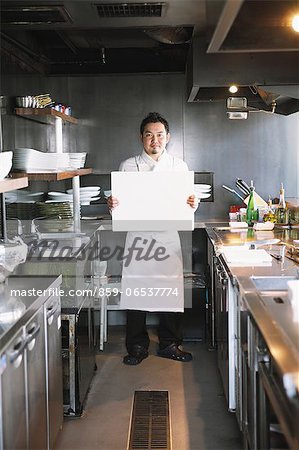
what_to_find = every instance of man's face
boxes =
[141,122,170,159]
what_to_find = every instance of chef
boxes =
[108,112,198,365]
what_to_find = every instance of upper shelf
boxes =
[11,168,92,181]
[15,108,78,124]
[0,177,28,193]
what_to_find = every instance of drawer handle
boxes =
[47,304,58,320]
[26,323,41,344]
[8,338,27,363]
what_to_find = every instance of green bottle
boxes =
[246,180,259,226]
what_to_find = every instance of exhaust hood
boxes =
[186,37,299,115]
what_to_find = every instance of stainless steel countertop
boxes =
[0,275,62,349]
[206,226,299,394]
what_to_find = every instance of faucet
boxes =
[30,217,47,234]
[8,218,23,236]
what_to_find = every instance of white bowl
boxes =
[48,191,68,196]
[0,151,13,179]
[66,186,100,194]
[253,222,275,231]
[196,192,211,199]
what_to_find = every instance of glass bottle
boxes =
[246,180,259,226]
[276,183,289,224]
[263,196,276,223]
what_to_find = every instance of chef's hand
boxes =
[187,194,199,210]
[107,195,119,210]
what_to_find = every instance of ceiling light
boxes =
[291,14,299,32]
[229,85,238,94]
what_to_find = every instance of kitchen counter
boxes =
[0,275,62,349]
[206,226,299,393]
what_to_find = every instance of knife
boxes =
[222,184,245,201]
[248,239,281,249]
[235,180,249,196]
[236,178,251,195]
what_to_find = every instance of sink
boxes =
[251,276,297,292]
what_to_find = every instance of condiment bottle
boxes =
[246,180,259,226]
[263,196,276,223]
[276,183,289,224]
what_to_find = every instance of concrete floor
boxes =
[54,327,242,450]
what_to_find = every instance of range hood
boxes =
[186,37,299,115]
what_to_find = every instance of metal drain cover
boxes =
[128,391,171,450]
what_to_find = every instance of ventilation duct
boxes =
[0,5,72,24]
[186,37,299,115]
[95,2,165,18]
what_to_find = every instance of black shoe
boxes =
[123,345,149,366]
[157,343,192,362]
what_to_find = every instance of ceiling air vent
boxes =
[1,5,72,24]
[96,2,165,18]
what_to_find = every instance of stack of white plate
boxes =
[12,148,70,172]
[194,184,212,200]
[66,186,101,205]
[68,152,87,169]
[5,190,45,203]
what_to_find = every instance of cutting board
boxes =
[111,171,194,231]
[222,247,272,266]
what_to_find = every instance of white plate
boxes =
[195,184,211,189]
[78,192,100,199]
[48,191,68,196]
[197,192,211,199]
[66,186,101,194]
[81,196,100,205]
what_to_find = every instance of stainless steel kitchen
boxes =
[0,1,298,449]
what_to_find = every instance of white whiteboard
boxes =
[111,171,194,231]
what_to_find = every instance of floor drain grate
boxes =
[128,391,171,450]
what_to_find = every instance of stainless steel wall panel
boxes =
[1,71,297,219]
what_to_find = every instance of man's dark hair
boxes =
[140,112,170,135]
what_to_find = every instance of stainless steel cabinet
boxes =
[249,316,299,450]
[1,329,27,449]
[45,294,63,449]
[25,308,47,450]
[213,255,237,412]
[0,291,63,450]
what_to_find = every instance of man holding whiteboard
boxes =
[108,112,198,365]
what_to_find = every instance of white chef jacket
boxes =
[119,150,190,312]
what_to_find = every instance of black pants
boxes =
[125,310,183,352]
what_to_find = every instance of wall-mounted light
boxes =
[291,14,299,32]
[229,85,238,94]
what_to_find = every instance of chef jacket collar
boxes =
[141,149,167,166]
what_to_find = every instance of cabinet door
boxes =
[45,295,63,450]
[25,308,47,450]
[1,330,27,450]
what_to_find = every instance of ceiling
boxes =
[1,0,299,75]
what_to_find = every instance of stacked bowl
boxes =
[194,184,212,200]
[66,186,101,205]
[68,153,87,169]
